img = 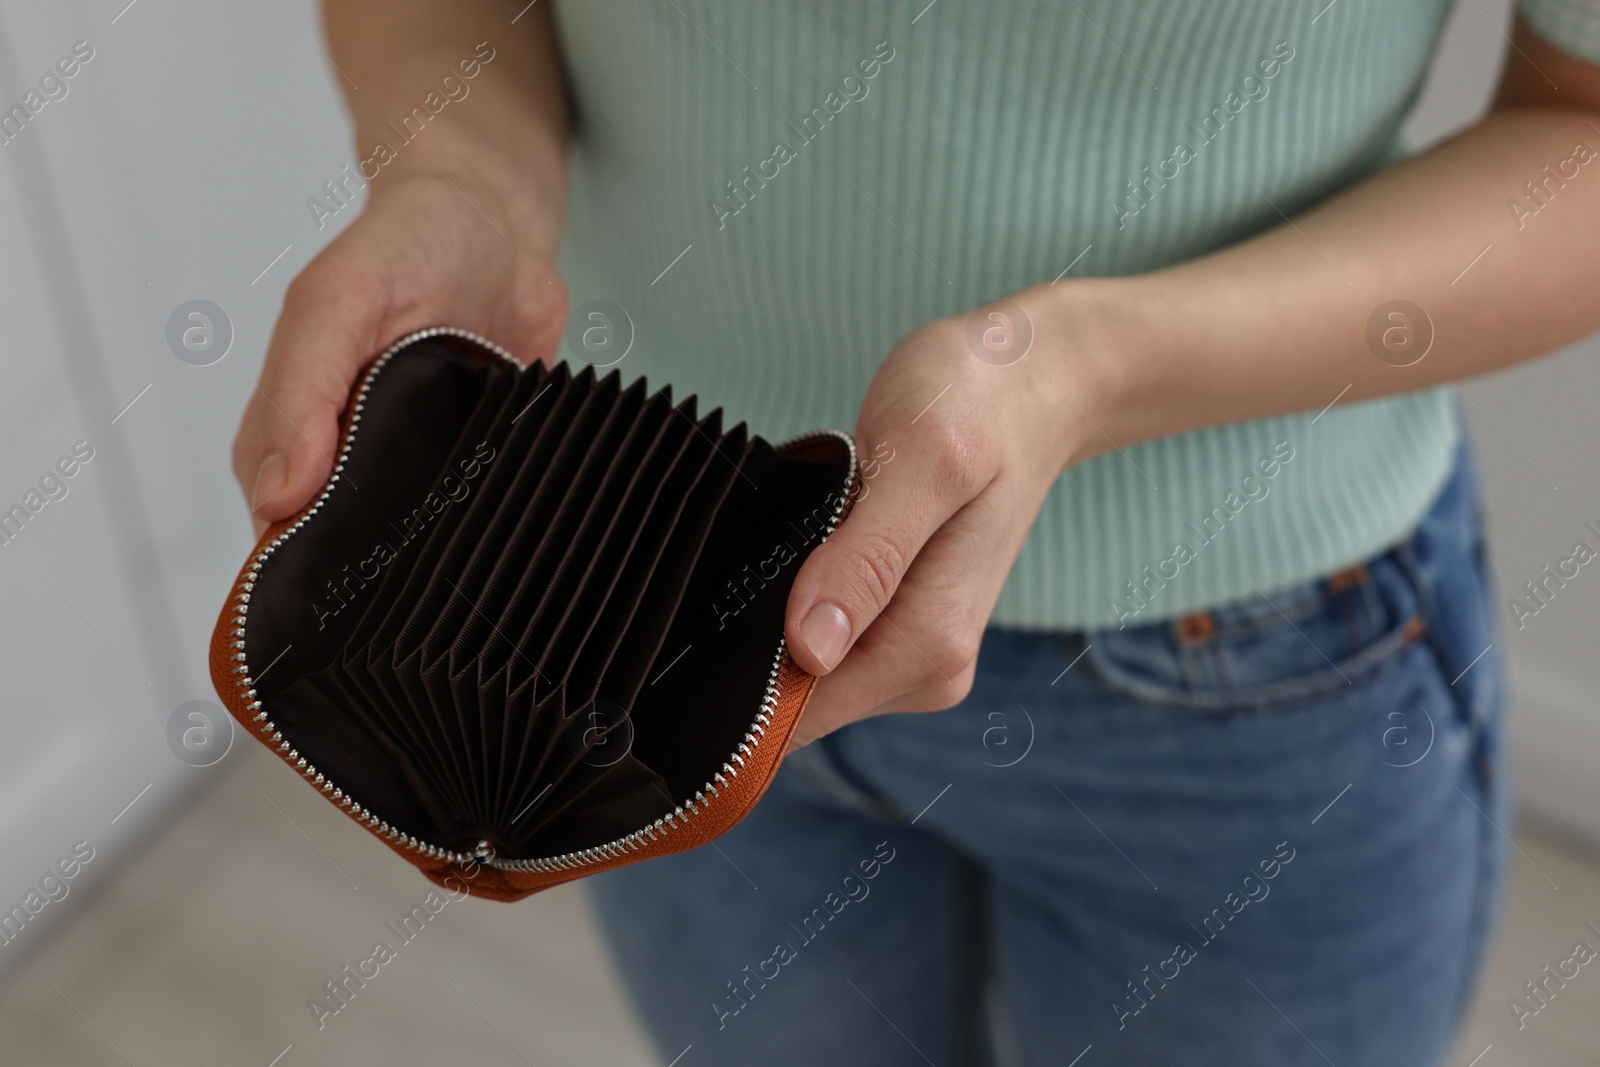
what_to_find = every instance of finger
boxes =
[785,426,990,676]
[233,263,393,530]
[789,621,982,750]
[787,490,1006,747]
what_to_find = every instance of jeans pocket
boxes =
[1081,555,1429,715]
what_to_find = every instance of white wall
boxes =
[0,0,353,967]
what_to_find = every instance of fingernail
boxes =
[251,453,288,516]
[799,601,851,672]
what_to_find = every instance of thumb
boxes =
[233,270,392,535]
[784,436,966,675]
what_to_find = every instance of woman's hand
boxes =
[234,0,571,537]
[231,147,565,537]
[784,285,1116,746]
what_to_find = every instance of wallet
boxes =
[210,328,858,902]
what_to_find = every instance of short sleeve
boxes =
[1519,0,1600,64]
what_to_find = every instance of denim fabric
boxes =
[589,438,1508,1067]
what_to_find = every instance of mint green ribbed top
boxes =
[551,0,1600,630]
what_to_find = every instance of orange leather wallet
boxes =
[210,328,857,902]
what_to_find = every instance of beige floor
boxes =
[2,743,1596,1066]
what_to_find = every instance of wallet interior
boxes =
[240,332,854,863]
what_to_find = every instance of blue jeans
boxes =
[590,439,1508,1066]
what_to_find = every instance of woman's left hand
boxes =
[783,283,1114,747]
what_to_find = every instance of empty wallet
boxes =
[209,328,858,902]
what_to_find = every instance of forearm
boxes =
[321,0,569,251]
[1055,25,1600,459]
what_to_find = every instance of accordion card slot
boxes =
[418,652,489,822]
[269,654,461,839]
[489,673,672,858]
[521,404,710,687]
[354,357,539,646]
[436,653,516,839]
[393,362,583,657]
[469,664,517,828]
[392,361,583,657]
[339,647,471,820]
[594,426,755,713]
[559,415,708,701]
[435,377,646,675]
[310,662,459,832]
[476,384,674,674]
[320,653,455,814]
[393,646,474,802]
[511,728,672,857]
[344,366,521,654]
[498,670,560,830]
[414,367,616,663]
[516,389,683,664]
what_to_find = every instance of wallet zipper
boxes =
[227,326,859,874]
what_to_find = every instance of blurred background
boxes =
[0,1,1598,1064]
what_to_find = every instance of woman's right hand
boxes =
[231,147,567,539]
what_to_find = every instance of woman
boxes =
[233,1,1600,1062]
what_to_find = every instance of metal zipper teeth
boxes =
[228,327,858,874]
